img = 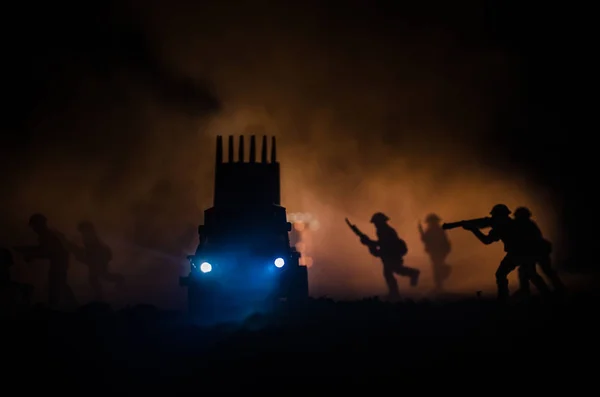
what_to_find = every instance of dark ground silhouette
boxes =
[2,292,597,390]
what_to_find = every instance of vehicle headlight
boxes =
[200,262,212,273]
[274,257,285,268]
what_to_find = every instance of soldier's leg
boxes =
[383,266,400,297]
[495,256,516,301]
[396,263,420,287]
[517,265,532,296]
[430,256,445,291]
[432,268,443,292]
[538,256,566,292]
[521,260,551,296]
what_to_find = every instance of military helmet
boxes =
[28,213,47,227]
[425,213,441,224]
[490,204,511,217]
[370,212,390,224]
[514,207,532,219]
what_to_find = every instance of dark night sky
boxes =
[0,1,591,271]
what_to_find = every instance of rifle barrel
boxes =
[442,217,491,230]
[442,221,463,230]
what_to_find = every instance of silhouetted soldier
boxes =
[67,221,124,301]
[347,213,419,299]
[0,247,33,305]
[459,204,550,301]
[14,214,76,308]
[418,214,452,293]
[513,207,565,294]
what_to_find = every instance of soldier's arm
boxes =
[467,228,499,245]
[368,244,381,257]
[360,235,376,246]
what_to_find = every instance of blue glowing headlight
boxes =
[274,257,285,268]
[200,262,212,273]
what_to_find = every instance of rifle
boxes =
[345,218,379,254]
[442,217,492,230]
[345,218,369,240]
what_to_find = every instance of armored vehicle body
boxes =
[180,135,308,318]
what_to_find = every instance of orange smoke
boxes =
[282,164,557,299]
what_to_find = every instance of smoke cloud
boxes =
[1,1,560,306]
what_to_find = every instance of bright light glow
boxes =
[200,262,212,273]
[274,257,285,268]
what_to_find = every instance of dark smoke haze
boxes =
[2,1,561,307]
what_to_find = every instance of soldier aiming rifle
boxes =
[346,213,419,299]
[442,204,550,301]
[442,217,492,231]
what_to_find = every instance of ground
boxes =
[2,289,598,391]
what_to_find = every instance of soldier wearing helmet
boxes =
[513,207,565,294]
[65,221,124,301]
[418,213,452,293]
[14,213,76,308]
[461,204,550,301]
[363,212,420,299]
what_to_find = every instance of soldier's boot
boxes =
[383,269,401,299]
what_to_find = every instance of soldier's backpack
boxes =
[397,238,408,257]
